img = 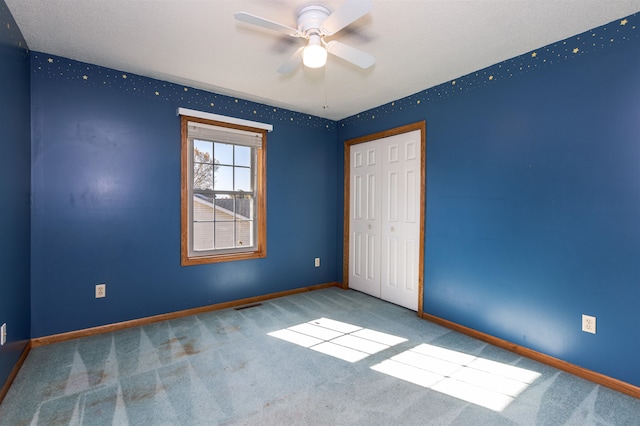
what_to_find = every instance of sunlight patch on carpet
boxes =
[371,343,541,412]
[268,317,407,362]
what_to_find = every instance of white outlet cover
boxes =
[96,284,106,298]
[582,314,596,334]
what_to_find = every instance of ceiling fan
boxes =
[235,0,375,73]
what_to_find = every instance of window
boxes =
[180,114,267,265]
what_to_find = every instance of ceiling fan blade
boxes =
[326,40,375,69]
[235,12,299,37]
[320,0,372,36]
[277,46,305,74]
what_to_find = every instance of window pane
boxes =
[215,165,234,191]
[235,196,253,220]
[194,140,213,164]
[193,222,214,251]
[236,220,253,247]
[215,222,235,249]
[215,142,234,166]
[193,163,214,191]
[214,195,234,221]
[193,194,215,220]
[235,145,251,167]
[235,167,251,191]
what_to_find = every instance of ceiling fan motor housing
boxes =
[297,5,331,36]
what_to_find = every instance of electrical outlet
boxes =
[1,323,6,346]
[582,314,596,334]
[314,257,320,267]
[96,283,106,298]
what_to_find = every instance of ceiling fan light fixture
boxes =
[302,34,327,68]
[235,1,375,73]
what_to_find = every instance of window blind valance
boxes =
[187,121,263,149]
[178,107,271,149]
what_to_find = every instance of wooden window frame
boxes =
[181,115,267,265]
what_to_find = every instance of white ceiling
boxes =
[6,0,640,120]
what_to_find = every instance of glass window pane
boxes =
[215,222,235,249]
[235,167,251,191]
[215,165,234,191]
[234,196,253,220]
[194,140,213,164]
[214,195,235,221]
[193,194,215,220]
[193,222,214,251]
[193,163,213,191]
[235,146,251,167]
[215,142,233,166]
[236,220,253,247]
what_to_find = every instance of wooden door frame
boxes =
[343,121,427,316]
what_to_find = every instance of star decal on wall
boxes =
[572,48,580,54]
[621,19,628,26]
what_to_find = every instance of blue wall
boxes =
[30,54,339,337]
[0,0,31,387]
[339,15,640,387]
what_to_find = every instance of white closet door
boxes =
[380,131,421,311]
[349,130,421,311]
[349,142,381,297]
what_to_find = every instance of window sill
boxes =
[181,248,266,266]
